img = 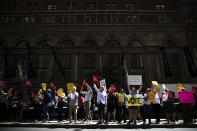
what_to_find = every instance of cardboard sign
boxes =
[126,94,143,106]
[192,86,197,93]
[178,91,195,103]
[57,88,64,97]
[152,81,159,86]
[93,74,99,84]
[127,75,142,85]
[153,85,160,92]
[118,94,125,103]
[147,91,156,103]
[111,83,117,93]
[168,91,175,101]
[0,80,6,88]
[176,83,184,92]
[82,78,87,87]
[41,83,47,91]
[100,79,106,91]
[67,83,75,94]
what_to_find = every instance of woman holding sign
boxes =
[127,84,142,125]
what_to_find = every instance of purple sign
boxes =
[178,91,195,103]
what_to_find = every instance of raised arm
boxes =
[93,84,99,93]
[137,83,143,93]
[80,87,86,95]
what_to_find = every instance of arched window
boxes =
[105,39,120,47]
[59,40,73,47]
[128,39,143,47]
[163,40,177,48]
[38,40,52,48]
[16,40,29,48]
[83,39,97,46]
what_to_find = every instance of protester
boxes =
[78,93,85,121]
[162,89,176,124]
[34,89,43,122]
[80,83,93,123]
[57,89,65,121]
[117,88,126,123]
[127,84,142,125]
[68,86,78,123]
[152,89,161,124]
[106,87,116,124]
[43,89,52,122]
[93,84,107,124]
[180,87,193,123]
[143,88,152,124]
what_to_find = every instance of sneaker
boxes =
[127,121,131,125]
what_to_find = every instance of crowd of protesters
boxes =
[0,82,197,125]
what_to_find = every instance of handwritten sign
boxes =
[126,94,143,106]
[57,88,64,97]
[127,75,142,85]
[67,83,75,94]
[178,91,195,103]
[100,79,106,91]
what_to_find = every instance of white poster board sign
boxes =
[128,75,142,85]
[100,79,107,91]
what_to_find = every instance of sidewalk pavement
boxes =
[0,119,197,129]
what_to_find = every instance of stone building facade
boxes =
[0,0,197,89]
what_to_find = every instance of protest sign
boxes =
[93,74,99,84]
[176,83,185,92]
[100,79,106,91]
[126,94,143,106]
[147,91,156,103]
[168,91,175,101]
[82,78,87,87]
[127,75,142,85]
[178,91,195,103]
[41,83,47,91]
[118,94,125,103]
[67,83,75,94]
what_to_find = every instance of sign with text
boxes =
[100,79,106,91]
[147,91,156,103]
[67,83,75,94]
[118,94,125,103]
[178,91,195,103]
[127,75,142,85]
[126,94,143,106]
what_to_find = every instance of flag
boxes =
[17,64,23,80]
[121,53,128,90]
[46,41,65,76]
[93,74,99,84]
[82,78,87,87]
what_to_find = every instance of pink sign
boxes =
[178,91,195,103]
